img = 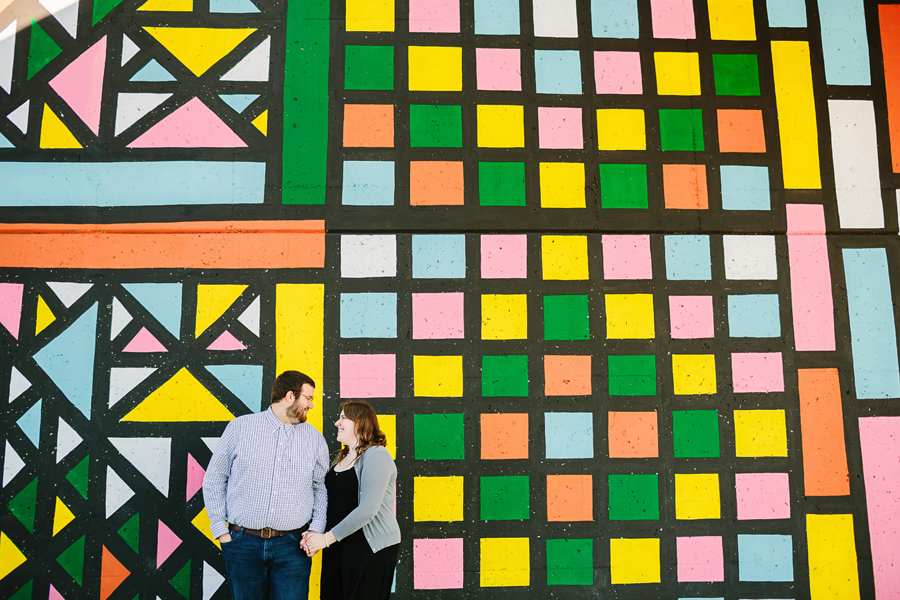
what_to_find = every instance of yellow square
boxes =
[380,414,396,459]
[654,52,701,95]
[675,473,720,520]
[482,294,528,340]
[481,538,530,587]
[708,0,756,41]
[672,354,716,394]
[414,476,463,521]
[414,355,463,397]
[539,162,585,208]
[610,538,660,584]
[409,46,462,91]
[477,105,524,148]
[346,0,394,32]
[541,236,589,280]
[597,109,646,150]
[734,410,787,457]
[605,294,655,339]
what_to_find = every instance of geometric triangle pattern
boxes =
[39,104,82,149]
[48,36,106,135]
[35,295,55,334]
[142,27,255,77]
[56,417,83,463]
[195,284,246,337]
[207,330,246,351]
[47,282,92,308]
[121,367,234,422]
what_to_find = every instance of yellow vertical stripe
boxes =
[806,514,861,600]
[276,284,324,433]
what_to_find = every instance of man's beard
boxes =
[286,402,308,423]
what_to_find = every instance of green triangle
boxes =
[7,478,38,533]
[26,20,62,79]
[65,456,89,499]
[9,581,32,600]
[117,513,139,553]
[57,535,85,586]
[92,0,127,25]
[170,560,190,599]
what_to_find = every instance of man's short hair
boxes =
[270,371,316,405]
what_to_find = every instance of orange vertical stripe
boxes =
[880,5,900,172]
[798,369,850,496]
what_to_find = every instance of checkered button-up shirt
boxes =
[203,407,329,539]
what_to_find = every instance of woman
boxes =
[302,401,400,599]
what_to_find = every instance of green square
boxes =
[479,162,526,206]
[544,295,590,341]
[480,476,529,520]
[409,105,462,148]
[414,413,465,460]
[598,164,648,209]
[608,474,659,521]
[712,54,760,96]
[659,109,704,151]
[546,539,593,585]
[482,355,528,397]
[344,45,394,90]
[672,410,720,458]
[608,355,656,396]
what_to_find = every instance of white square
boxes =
[533,0,578,37]
[341,235,397,278]
[723,235,778,280]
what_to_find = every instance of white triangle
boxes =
[0,21,15,95]
[39,0,78,38]
[47,282,92,308]
[109,437,170,496]
[110,297,132,340]
[109,367,157,407]
[221,37,270,82]
[8,100,28,134]
[2,441,25,487]
[201,437,219,453]
[202,562,225,600]
[114,92,171,136]
[56,417,82,463]
[105,465,134,517]
[121,35,139,66]
[9,367,30,403]
[237,296,260,336]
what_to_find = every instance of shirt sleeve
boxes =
[330,449,394,542]
[309,435,329,534]
[202,420,237,539]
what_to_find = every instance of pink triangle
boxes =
[207,330,247,351]
[49,36,107,136]
[157,520,182,568]
[123,327,167,353]
[0,283,24,339]
[49,584,65,600]
[186,453,205,501]
[127,98,247,148]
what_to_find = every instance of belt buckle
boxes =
[260,527,274,539]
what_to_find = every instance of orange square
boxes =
[544,355,592,396]
[717,109,766,153]
[663,164,708,209]
[343,104,394,147]
[608,412,659,458]
[547,475,593,521]
[410,161,464,205]
[481,414,528,459]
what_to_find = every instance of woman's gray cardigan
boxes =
[329,445,401,552]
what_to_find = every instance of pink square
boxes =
[676,537,724,582]
[538,107,583,149]
[602,235,652,279]
[476,48,521,91]
[481,235,527,279]
[735,473,791,520]
[732,352,785,393]
[414,538,464,589]
[409,0,460,33]
[594,52,642,94]
[340,354,396,398]
[669,296,714,339]
[651,0,696,39]
[412,293,465,339]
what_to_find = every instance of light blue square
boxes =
[738,534,794,582]
[720,166,770,210]
[728,295,781,337]
[340,293,397,338]
[474,0,520,34]
[342,161,395,206]
[535,50,582,95]
[665,236,711,281]
[591,0,639,38]
[412,235,466,279]
[545,413,593,459]
[766,0,807,27]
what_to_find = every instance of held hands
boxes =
[300,531,332,556]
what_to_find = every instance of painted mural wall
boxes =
[1,0,900,598]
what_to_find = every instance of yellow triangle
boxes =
[40,104,82,149]
[191,508,220,549]
[0,532,26,580]
[36,295,56,335]
[143,27,256,76]
[251,110,267,136]
[52,497,75,536]
[122,367,235,422]
[138,0,192,11]
[196,284,247,337]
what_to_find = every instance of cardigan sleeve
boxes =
[330,448,395,541]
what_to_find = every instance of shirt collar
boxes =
[264,406,292,432]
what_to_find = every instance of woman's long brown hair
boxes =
[333,401,387,466]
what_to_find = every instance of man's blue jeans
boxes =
[220,529,312,600]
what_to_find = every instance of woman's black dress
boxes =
[320,466,399,600]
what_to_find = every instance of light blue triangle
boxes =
[220,94,258,113]
[210,0,259,13]
[206,365,263,411]
[122,283,182,339]
[16,399,42,447]
[33,304,97,419]
[130,59,175,82]
[0,131,13,148]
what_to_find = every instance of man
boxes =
[203,370,329,600]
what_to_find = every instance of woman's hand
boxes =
[301,531,330,556]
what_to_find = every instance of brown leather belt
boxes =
[228,523,310,539]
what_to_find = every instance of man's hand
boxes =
[218,533,232,544]
[301,531,330,556]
